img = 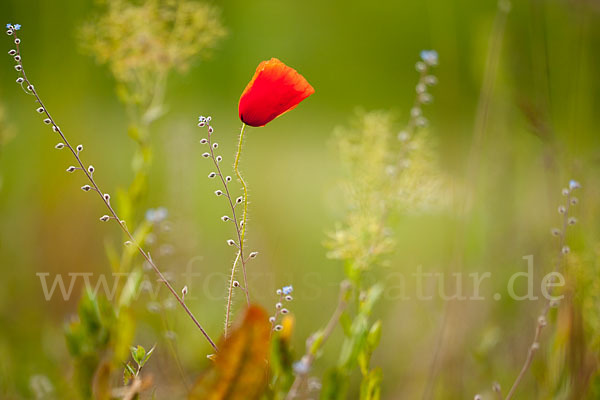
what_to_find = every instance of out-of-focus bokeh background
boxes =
[1,0,600,399]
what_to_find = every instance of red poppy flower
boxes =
[238,58,314,127]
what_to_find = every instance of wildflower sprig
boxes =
[6,25,217,352]
[198,116,259,336]
[397,50,438,141]
[501,181,581,400]
[269,285,294,332]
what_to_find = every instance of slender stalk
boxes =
[504,191,572,400]
[201,121,250,337]
[8,29,217,352]
[285,281,351,400]
[234,122,251,300]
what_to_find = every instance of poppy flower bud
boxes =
[76,145,83,152]
[100,215,110,222]
[212,143,218,149]
[27,84,33,91]
[16,77,24,83]
[208,126,214,134]
[561,246,570,255]
[221,215,230,222]
[562,188,569,196]
[14,38,20,45]
[249,251,258,258]
[236,196,243,204]
[275,302,282,309]
[15,65,22,71]
[124,241,132,247]
[225,176,232,182]
[550,228,561,236]
[81,185,91,191]
[537,315,547,327]
[54,143,65,149]
[52,125,60,132]
[8,50,16,55]
[570,197,578,205]
[36,107,44,113]
[14,55,20,62]
[416,83,426,94]
[208,172,217,178]
[269,316,276,323]
[274,325,283,331]
[66,166,76,173]
[233,281,240,287]
[280,308,289,314]
[202,152,210,158]
[6,29,13,35]
[104,193,111,201]
[88,165,94,174]
[276,289,282,295]
[227,239,236,246]
[43,118,51,124]
[182,285,188,297]
[415,61,426,72]
[285,295,293,301]
[198,121,205,127]
[238,58,314,127]
[206,116,212,122]
[200,138,208,144]
[216,155,222,162]
[558,205,566,214]
[215,190,223,196]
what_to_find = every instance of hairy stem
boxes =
[203,121,250,337]
[8,29,217,352]
[234,122,251,301]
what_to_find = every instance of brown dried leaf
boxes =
[189,305,271,400]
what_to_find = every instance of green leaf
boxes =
[359,368,382,400]
[131,345,146,366]
[366,320,382,351]
[124,362,135,385]
[142,344,156,366]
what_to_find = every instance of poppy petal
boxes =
[238,58,314,127]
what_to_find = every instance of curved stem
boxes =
[234,122,250,304]
[8,29,217,352]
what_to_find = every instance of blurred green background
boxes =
[1,0,600,399]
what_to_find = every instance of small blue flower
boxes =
[282,285,293,295]
[293,359,309,374]
[14,24,21,30]
[569,180,581,190]
[420,50,439,66]
[6,23,12,29]
[145,207,169,223]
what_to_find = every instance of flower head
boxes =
[569,180,581,190]
[238,58,314,127]
[420,50,438,66]
[282,285,293,295]
[14,24,21,31]
[6,24,11,29]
